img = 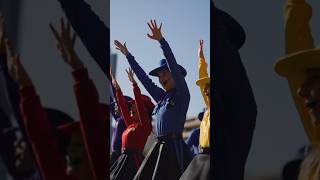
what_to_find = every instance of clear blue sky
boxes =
[110,0,210,119]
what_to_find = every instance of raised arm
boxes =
[57,0,110,77]
[50,19,108,180]
[110,68,133,126]
[0,16,41,179]
[126,68,152,131]
[284,0,314,54]
[198,40,209,107]
[147,20,189,99]
[5,39,67,180]
[114,40,165,102]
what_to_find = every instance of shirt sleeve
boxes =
[72,68,108,180]
[198,57,210,107]
[284,0,314,54]
[20,86,68,180]
[57,0,110,78]
[159,38,190,101]
[126,53,165,102]
[132,83,152,132]
[116,87,133,127]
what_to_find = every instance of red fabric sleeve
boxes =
[116,88,133,127]
[73,68,108,180]
[132,83,151,132]
[19,86,68,180]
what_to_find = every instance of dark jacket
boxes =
[213,3,257,180]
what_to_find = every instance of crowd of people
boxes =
[0,0,212,179]
[1,0,319,179]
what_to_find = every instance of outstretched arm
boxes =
[147,20,190,100]
[6,39,68,180]
[126,68,152,131]
[110,68,133,126]
[114,40,165,102]
[50,19,108,180]
[57,0,110,77]
[198,40,210,107]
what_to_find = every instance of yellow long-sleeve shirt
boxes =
[198,57,210,148]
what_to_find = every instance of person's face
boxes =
[129,104,138,119]
[14,137,34,172]
[157,69,175,91]
[66,131,91,179]
[203,83,210,96]
[298,70,320,127]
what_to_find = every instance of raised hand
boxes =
[5,39,32,89]
[50,17,83,70]
[114,40,129,56]
[147,19,163,41]
[198,40,204,59]
[126,67,136,84]
[0,16,6,54]
[110,67,120,90]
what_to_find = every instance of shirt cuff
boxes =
[159,38,166,46]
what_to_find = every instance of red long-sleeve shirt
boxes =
[20,68,108,180]
[116,83,152,151]
[20,86,74,180]
[72,68,108,180]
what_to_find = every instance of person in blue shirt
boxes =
[186,111,205,157]
[114,19,192,180]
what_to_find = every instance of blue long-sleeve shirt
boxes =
[126,38,191,172]
[126,38,190,136]
[57,0,110,78]
[186,128,200,156]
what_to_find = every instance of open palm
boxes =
[147,19,163,41]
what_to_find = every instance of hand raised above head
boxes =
[50,17,83,70]
[114,40,129,56]
[126,67,136,84]
[147,19,163,41]
[5,39,32,89]
[110,67,120,90]
[198,40,204,59]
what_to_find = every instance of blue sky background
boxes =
[110,0,210,119]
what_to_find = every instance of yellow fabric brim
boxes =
[196,77,210,86]
[275,49,320,145]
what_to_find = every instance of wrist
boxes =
[158,36,164,42]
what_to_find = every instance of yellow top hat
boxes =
[196,77,210,86]
[275,48,320,145]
